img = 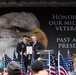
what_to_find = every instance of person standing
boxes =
[30,60,48,75]
[6,61,22,75]
[16,35,30,73]
[30,35,45,60]
[70,57,76,75]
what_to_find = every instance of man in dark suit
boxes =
[30,35,45,60]
[16,35,30,72]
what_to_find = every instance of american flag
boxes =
[31,54,34,64]
[4,54,12,68]
[20,55,26,75]
[67,50,74,72]
[58,50,68,75]
[50,52,57,75]
[13,50,17,61]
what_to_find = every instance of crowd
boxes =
[0,60,49,75]
[0,53,75,75]
[0,35,76,75]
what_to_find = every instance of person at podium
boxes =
[30,35,45,60]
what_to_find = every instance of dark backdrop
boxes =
[0,7,76,58]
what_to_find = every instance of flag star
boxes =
[4,54,12,68]
[20,55,26,75]
[50,52,57,75]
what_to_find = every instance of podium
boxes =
[37,50,54,72]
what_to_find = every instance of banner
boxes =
[0,7,76,58]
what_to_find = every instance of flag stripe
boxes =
[60,66,68,75]
[50,52,56,75]
[58,51,68,75]
[50,72,56,75]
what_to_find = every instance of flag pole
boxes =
[67,50,69,57]
[58,50,60,75]
[3,50,5,75]
[49,50,50,74]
